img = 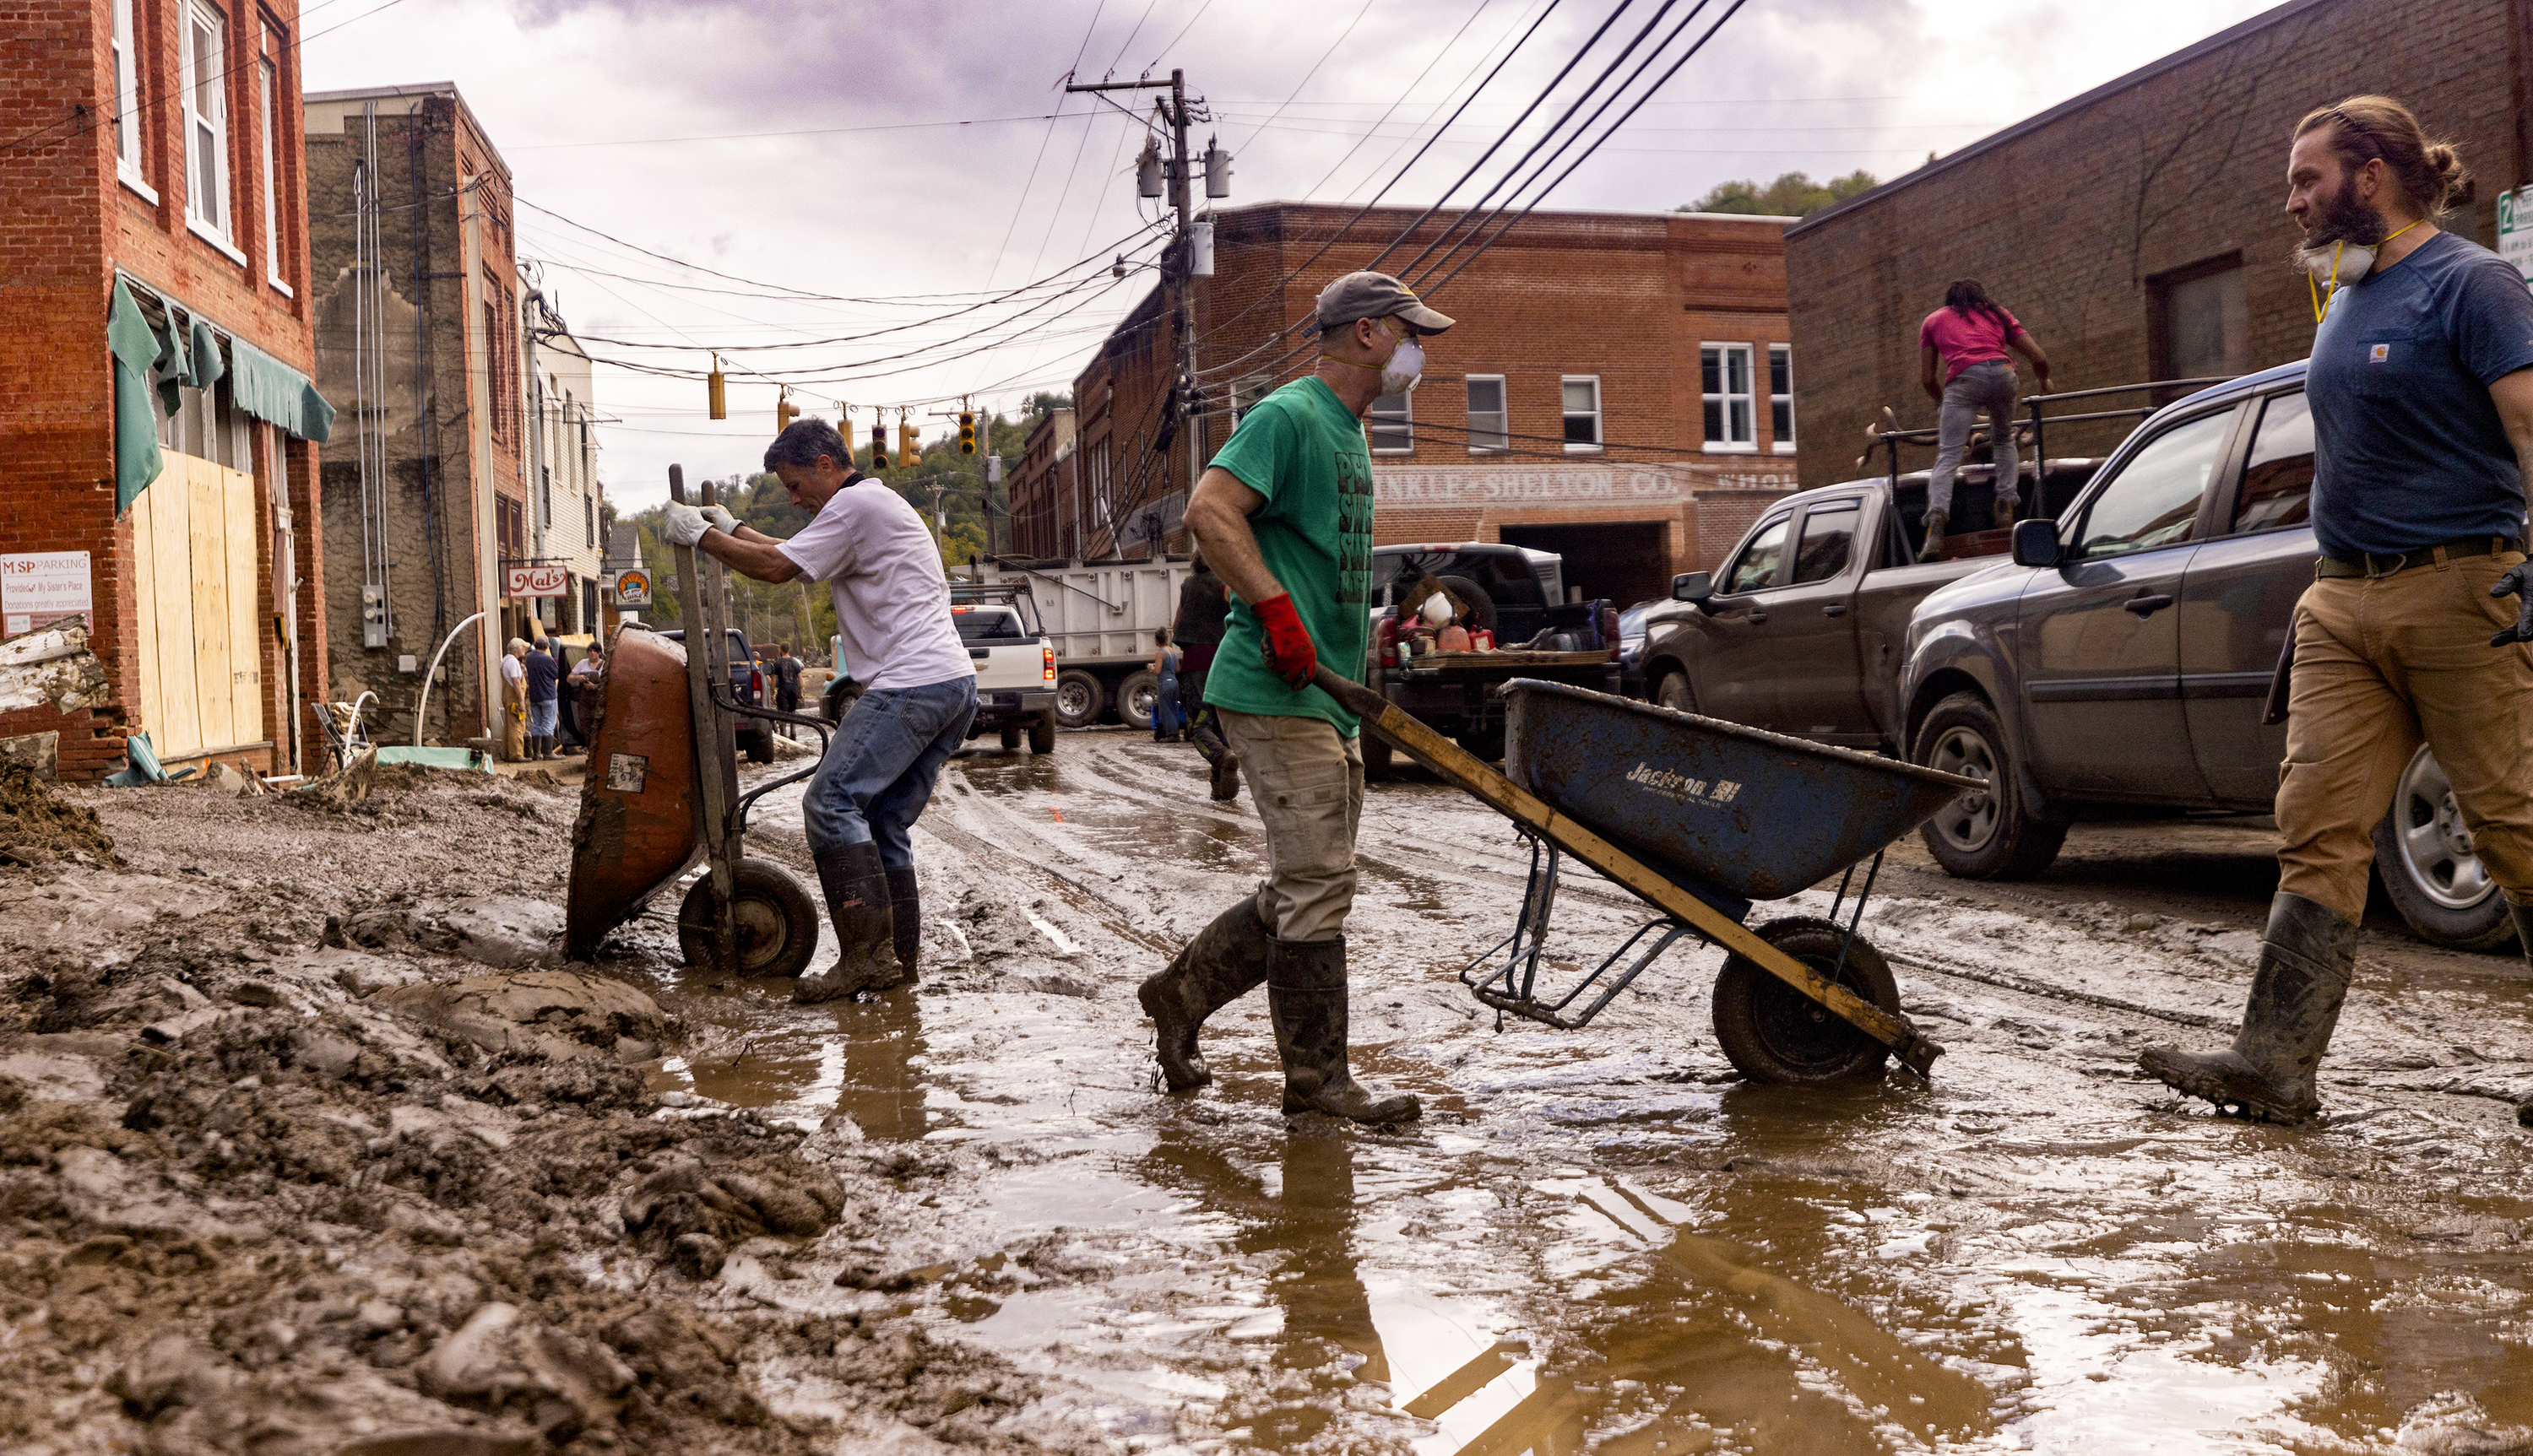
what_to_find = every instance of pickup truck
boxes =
[1365,542,1619,768]
[658,626,776,764]
[1895,360,2504,950]
[821,587,1060,754]
[1638,457,2101,747]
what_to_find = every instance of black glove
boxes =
[2492,562,2533,647]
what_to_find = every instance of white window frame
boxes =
[180,0,237,255]
[1768,344,1796,454]
[1560,375,1602,453]
[1366,390,1413,455]
[1701,344,1756,453]
[110,0,155,200]
[1465,374,1508,453]
[1228,373,1270,429]
[258,35,290,295]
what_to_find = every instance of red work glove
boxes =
[1251,593,1318,689]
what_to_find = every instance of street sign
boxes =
[2501,186,2533,287]
[505,563,568,598]
[1,551,92,637]
[613,568,652,608]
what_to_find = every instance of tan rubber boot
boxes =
[1268,935,1419,1124]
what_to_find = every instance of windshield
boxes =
[952,608,1029,643]
[1619,604,1653,639]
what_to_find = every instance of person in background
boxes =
[499,637,529,761]
[1152,628,1184,743]
[1918,279,2053,559]
[771,641,805,739]
[1172,555,1237,799]
[564,643,605,755]
[523,639,561,760]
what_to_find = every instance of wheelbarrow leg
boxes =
[669,466,740,974]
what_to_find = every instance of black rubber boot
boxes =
[1137,893,1275,1092]
[1268,934,1420,1123]
[2139,891,2357,1124]
[886,865,921,982]
[797,842,900,1004]
[2512,900,2533,1128]
[1192,726,1239,802]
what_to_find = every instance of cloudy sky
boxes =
[297,0,2283,509]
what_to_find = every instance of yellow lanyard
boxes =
[2310,219,2423,323]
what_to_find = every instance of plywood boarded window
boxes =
[127,452,264,760]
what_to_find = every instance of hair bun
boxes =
[2424,140,2471,201]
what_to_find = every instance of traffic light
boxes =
[897,418,920,469]
[707,355,726,419]
[957,411,976,456]
[868,421,889,472]
[775,387,798,431]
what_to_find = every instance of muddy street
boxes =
[8,738,2533,1453]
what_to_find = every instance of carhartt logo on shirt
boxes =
[2370,343,2391,363]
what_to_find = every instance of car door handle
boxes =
[1823,603,1847,618]
[1744,609,1768,624]
[2123,593,2175,616]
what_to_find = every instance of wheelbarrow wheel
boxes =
[1711,916,1901,1084]
[678,858,820,978]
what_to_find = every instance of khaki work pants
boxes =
[1218,709,1364,942]
[2276,547,2533,923]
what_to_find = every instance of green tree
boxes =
[1683,170,1879,219]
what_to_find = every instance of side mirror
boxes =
[2010,517,2064,569]
[1671,571,1714,606]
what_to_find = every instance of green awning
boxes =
[106,279,165,516]
[230,337,334,444]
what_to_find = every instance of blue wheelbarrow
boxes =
[1310,670,1975,1082]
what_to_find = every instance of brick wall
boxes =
[1057,203,1798,591]
[1,0,315,780]
[1787,0,2525,489]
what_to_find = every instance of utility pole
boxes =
[1066,68,1218,544]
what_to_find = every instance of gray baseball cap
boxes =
[1315,271,1456,333]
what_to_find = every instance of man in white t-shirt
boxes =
[660,419,976,1001]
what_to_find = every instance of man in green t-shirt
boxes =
[1137,271,1453,1124]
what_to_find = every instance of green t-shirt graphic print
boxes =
[1201,376,1375,733]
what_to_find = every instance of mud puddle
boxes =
[613,739,2533,1453]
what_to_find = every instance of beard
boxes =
[2301,174,2389,250]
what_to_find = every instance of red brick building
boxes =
[1784,0,2533,486]
[1008,404,1078,560]
[2,0,332,781]
[1030,203,1799,606]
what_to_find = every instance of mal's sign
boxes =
[613,568,652,608]
[505,563,569,598]
[1,551,93,637]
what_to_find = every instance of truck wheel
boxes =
[1435,575,1499,636]
[1029,709,1059,755]
[1362,733,1393,778]
[1711,917,1899,1083]
[1653,670,1695,713]
[1055,670,1104,729]
[999,723,1022,750]
[677,858,819,978]
[1117,669,1159,731]
[745,728,777,765]
[2372,744,2515,950]
[1912,692,2065,880]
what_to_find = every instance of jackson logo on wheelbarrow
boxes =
[1624,760,1742,809]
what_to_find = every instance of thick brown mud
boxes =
[11,735,2533,1453]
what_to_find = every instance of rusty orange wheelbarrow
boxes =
[564,468,835,975]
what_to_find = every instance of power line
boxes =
[1234,0,1381,153]
[985,0,1114,291]
[509,111,1074,150]
[1146,0,1219,70]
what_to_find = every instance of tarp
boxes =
[106,279,164,515]
[229,336,334,444]
[149,302,190,414]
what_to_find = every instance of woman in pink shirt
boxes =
[1917,279,2053,560]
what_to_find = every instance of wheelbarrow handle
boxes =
[1309,664,1943,1079]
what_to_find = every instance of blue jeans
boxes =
[528,697,558,736]
[803,677,977,866]
[1155,670,1181,738]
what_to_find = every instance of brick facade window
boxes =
[1700,346,1755,452]
[110,0,149,190]
[256,19,290,295]
[1561,376,1603,452]
[483,274,519,446]
[1769,344,1796,454]
[497,497,524,561]
[1465,375,1508,452]
[2151,257,2248,384]
[1368,391,1413,454]
[181,2,234,246]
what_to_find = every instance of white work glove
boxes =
[659,502,710,547]
[702,504,739,535]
